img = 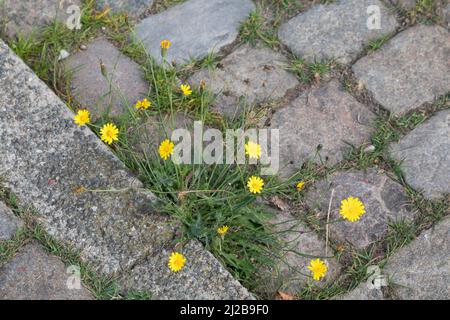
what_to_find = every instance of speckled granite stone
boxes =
[0,242,94,300]
[389,110,450,200]
[189,45,299,119]
[0,0,82,38]
[134,0,255,64]
[353,25,450,115]
[65,38,148,120]
[383,217,450,299]
[278,0,398,64]
[119,240,254,299]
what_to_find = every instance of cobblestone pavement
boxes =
[0,0,449,300]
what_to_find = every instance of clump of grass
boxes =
[285,56,336,84]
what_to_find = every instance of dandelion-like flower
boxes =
[308,259,328,281]
[159,139,174,160]
[339,196,366,222]
[247,176,264,194]
[100,123,119,145]
[74,109,90,126]
[180,84,192,96]
[168,252,186,272]
[217,225,229,236]
[296,181,305,192]
[245,141,261,159]
[160,39,171,50]
[135,98,151,110]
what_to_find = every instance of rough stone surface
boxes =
[0,242,93,300]
[305,169,414,250]
[335,282,385,300]
[0,202,23,241]
[95,0,154,17]
[389,110,450,200]
[270,80,375,177]
[189,45,299,118]
[0,40,252,300]
[278,0,399,64]
[0,0,82,38]
[256,210,341,297]
[384,217,450,300]
[119,240,254,299]
[353,25,450,115]
[134,0,255,64]
[65,38,148,120]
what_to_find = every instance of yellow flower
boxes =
[159,139,174,160]
[100,123,119,145]
[135,98,151,110]
[247,176,264,194]
[160,39,171,50]
[339,196,366,222]
[168,252,186,272]
[245,141,261,159]
[180,84,192,96]
[217,225,229,236]
[308,259,328,281]
[296,181,305,192]
[74,109,90,126]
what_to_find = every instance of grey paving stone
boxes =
[389,110,450,200]
[119,240,254,300]
[0,0,82,38]
[278,0,399,64]
[353,25,450,115]
[255,210,341,297]
[305,169,414,250]
[189,45,299,118]
[0,40,252,300]
[270,80,375,177]
[95,0,154,17]
[383,217,450,300]
[134,0,255,65]
[0,202,23,241]
[335,282,385,300]
[65,38,148,120]
[0,242,93,300]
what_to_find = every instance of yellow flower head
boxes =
[100,123,119,145]
[308,259,328,281]
[339,196,366,222]
[245,141,261,159]
[217,225,229,236]
[296,181,305,192]
[135,98,151,110]
[159,139,174,160]
[180,84,192,96]
[247,176,264,194]
[168,252,186,272]
[160,39,171,50]
[74,109,90,126]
